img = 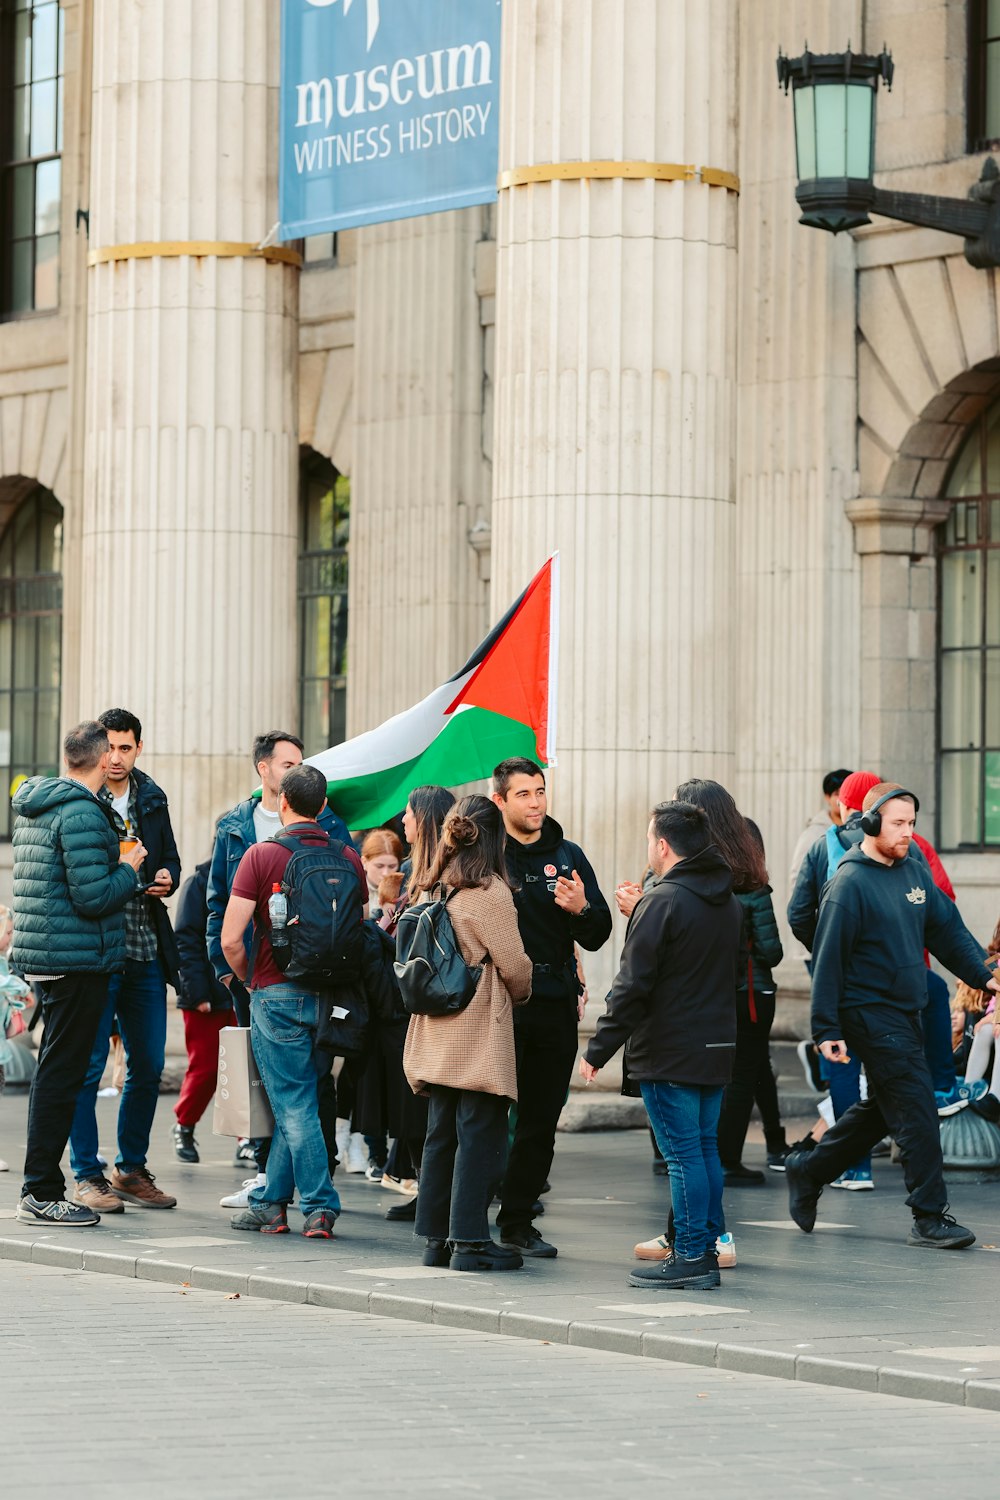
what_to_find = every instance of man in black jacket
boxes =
[492,758,612,1258]
[69,708,181,1214]
[582,801,743,1291]
[786,784,998,1249]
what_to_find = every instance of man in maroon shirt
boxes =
[221,763,367,1237]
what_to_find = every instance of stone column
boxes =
[79,0,299,869]
[491,0,740,1005]
[348,210,492,735]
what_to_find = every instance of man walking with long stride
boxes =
[786,783,998,1249]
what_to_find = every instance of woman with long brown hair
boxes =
[404,795,532,1272]
[675,779,786,1187]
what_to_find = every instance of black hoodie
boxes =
[504,817,612,1001]
[810,845,993,1043]
[585,845,743,1087]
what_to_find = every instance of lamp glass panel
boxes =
[845,84,874,177]
[814,83,849,177]
[793,87,817,180]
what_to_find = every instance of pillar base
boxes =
[940,1107,1000,1179]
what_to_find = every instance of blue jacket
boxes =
[206,797,350,980]
[10,776,140,976]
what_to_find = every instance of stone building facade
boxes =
[1,0,998,1049]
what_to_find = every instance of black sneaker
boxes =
[230,1202,289,1234]
[385,1196,417,1221]
[16,1195,100,1227]
[172,1123,199,1164]
[796,1039,827,1095]
[785,1151,821,1232]
[422,1238,450,1267]
[651,1157,669,1176]
[723,1163,765,1186]
[500,1225,558,1258]
[232,1140,256,1168]
[628,1251,720,1291]
[450,1239,523,1272]
[970,1091,1000,1124]
[766,1149,789,1172]
[908,1213,976,1250]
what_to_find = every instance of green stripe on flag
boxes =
[325,708,542,828]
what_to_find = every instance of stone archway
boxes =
[0,388,69,503]
[299,344,354,478]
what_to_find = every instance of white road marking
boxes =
[345,1265,468,1279]
[736,1219,855,1231]
[597,1302,750,1318]
[902,1346,1000,1362]
[125,1236,240,1249]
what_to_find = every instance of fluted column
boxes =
[348,210,491,735]
[79,1,298,868]
[492,0,739,998]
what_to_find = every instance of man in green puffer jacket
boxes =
[11,721,147,1228]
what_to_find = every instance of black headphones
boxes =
[860,788,920,837]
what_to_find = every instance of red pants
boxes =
[175,1008,236,1128]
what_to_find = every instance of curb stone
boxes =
[2,1234,997,1410]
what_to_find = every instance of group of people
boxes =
[5,715,999,1285]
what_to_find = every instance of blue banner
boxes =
[280,0,502,238]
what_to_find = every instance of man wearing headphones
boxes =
[786,783,998,1249]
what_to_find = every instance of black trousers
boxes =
[717,989,786,1166]
[415,1085,509,1242]
[497,997,579,1233]
[23,974,111,1202]
[799,1006,947,1217]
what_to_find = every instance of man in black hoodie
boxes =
[492,758,612,1258]
[786,783,998,1250]
[582,801,743,1291]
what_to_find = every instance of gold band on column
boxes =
[498,161,740,193]
[87,241,303,268]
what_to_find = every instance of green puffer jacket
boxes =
[736,885,783,994]
[11,776,140,976]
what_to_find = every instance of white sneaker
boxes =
[219,1174,266,1208]
[0,1159,8,1172]
[381,1172,419,1195]
[345,1133,369,1174]
[335,1118,352,1167]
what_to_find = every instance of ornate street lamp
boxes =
[777,44,1000,268]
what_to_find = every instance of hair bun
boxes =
[449,814,480,847]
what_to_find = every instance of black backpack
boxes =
[393,889,482,1017]
[266,829,363,988]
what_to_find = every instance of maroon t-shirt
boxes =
[231,823,366,990]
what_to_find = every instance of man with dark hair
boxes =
[788,768,853,889]
[68,707,182,1213]
[207,730,350,1196]
[581,801,743,1290]
[11,722,147,1226]
[491,757,611,1258]
[220,763,367,1238]
[786,784,998,1249]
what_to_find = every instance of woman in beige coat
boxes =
[403,795,532,1272]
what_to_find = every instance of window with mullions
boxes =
[938,402,1000,849]
[298,452,349,754]
[0,487,62,840]
[1,0,64,317]
[969,1,1000,150]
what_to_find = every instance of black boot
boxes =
[171,1123,199,1164]
[449,1240,523,1272]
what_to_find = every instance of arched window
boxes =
[0,485,62,838]
[298,450,349,753]
[0,0,65,317]
[938,403,1000,848]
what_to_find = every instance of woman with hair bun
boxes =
[403,795,532,1272]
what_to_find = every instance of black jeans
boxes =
[497,996,579,1233]
[717,989,786,1166]
[22,974,111,1202]
[415,1085,509,1242]
[799,1006,947,1217]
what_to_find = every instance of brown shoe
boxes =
[74,1176,125,1214]
[111,1166,177,1209]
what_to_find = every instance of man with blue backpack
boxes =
[220,763,367,1239]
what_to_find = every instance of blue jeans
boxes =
[923,971,955,1094]
[248,985,340,1218]
[827,1049,871,1175]
[641,1080,725,1261]
[70,957,167,1180]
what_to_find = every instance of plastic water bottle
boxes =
[268,883,288,945]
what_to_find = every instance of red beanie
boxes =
[838,770,882,812]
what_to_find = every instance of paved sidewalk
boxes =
[2,1091,1000,1409]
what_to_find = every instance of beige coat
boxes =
[403,875,532,1101]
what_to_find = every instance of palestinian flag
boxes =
[308,555,559,828]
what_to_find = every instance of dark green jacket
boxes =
[10,776,140,975]
[737,885,783,993]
